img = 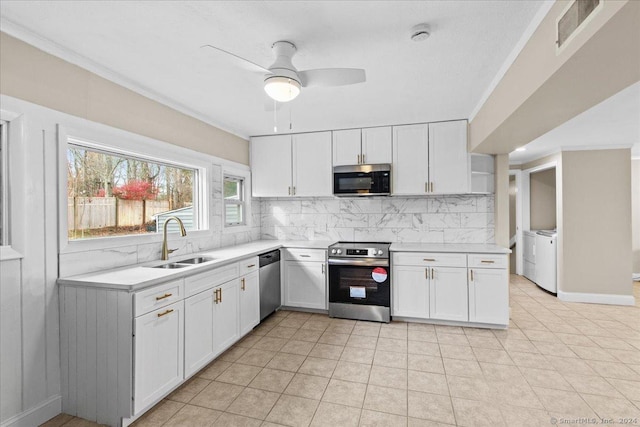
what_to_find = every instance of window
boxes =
[67,142,199,240]
[224,175,245,226]
[0,120,7,245]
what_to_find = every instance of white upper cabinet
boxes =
[333,129,362,166]
[251,135,292,197]
[392,121,469,196]
[429,120,469,194]
[362,126,392,165]
[293,132,332,197]
[333,127,392,166]
[252,132,331,197]
[392,124,429,195]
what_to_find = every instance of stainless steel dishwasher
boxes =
[259,250,281,321]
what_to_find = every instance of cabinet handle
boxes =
[430,182,434,192]
[358,154,361,164]
[470,269,474,282]
[300,254,311,258]
[247,264,256,268]
[155,293,172,301]
[425,268,428,279]
[481,260,495,264]
[288,186,291,195]
[425,182,428,193]
[362,154,365,164]
[321,264,325,274]
[157,309,174,318]
[214,288,221,303]
[241,278,246,291]
[423,258,435,262]
[293,186,296,195]
[431,268,434,280]
[219,288,222,302]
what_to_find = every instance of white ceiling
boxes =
[509,81,640,164]
[0,1,546,139]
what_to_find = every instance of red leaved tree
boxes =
[112,180,158,200]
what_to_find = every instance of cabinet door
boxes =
[134,301,184,415]
[292,132,332,197]
[428,121,469,194]
[251,135,292,197]
[429,267,469,322]
[392,124,429,195]
[284,261,326,310]
[332,129,362,166]
[184,289,215,378]
[362,126,392,164]
[239,271,260,336]
[392,265,429,318]
[469,268,509,325]
[213,280,240,356]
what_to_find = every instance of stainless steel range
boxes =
[328,241,391,323]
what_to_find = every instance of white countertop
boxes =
[390,243,511,254]
[58,240,333,291]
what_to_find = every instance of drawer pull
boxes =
[423,258,436,262]
[157,309,174,318]
[247,264,256,268]
[481,260,495,264]
[155,293,173,301]
[299,254,311,258]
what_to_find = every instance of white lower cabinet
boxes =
[429,267,469,322]
[283,249,327,310]
[213,279,240,354]
[239,271,260,336]
[469,267,509,325]
[392,265,429,318]
[134,300,184,415]
[184,289,215,378]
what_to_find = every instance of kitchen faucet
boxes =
[161,216,187,260]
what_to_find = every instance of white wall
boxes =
[0,95,259,425]
[632,159,640,274]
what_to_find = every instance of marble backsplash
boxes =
[260,195,494,244]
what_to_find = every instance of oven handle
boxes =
[328,258,389,267]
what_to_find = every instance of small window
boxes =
[224,175,245,226]
[67,142,199,240]
[0,121,7,245]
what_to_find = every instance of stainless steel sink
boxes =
[152,263,189,269]
[178,256,215,264]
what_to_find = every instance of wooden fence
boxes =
[68,197,170,230]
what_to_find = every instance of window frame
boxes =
[0,120,8,246]
[223,174,246,227]
[58,124,211,253]
[221,166,251,234]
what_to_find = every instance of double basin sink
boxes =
[149,256,216,269]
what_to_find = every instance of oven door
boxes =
[328,260,390,307]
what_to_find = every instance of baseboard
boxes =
[0,395,61,427]
[558,291,636,306]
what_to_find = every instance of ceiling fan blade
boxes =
[201,44,270,73]
[298,68,366,88]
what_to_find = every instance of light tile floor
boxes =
[43,275,640,427]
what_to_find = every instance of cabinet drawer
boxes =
[284,248,326,262]
[393,252,467,268]
[239,256,259,276]
[135,279,184,317]
[468,254,508,269]
[185,262,239,297]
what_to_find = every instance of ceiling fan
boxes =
[202,41,366,103]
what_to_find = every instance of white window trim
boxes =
[222,166,252,234]
[223,174,246,227]
[58,123,212,254]
[0,109,25,261]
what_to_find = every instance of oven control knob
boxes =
[336,249,342,255]
[331,249,337,254]
[377,249,384,255]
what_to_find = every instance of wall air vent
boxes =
[556,0,601,49]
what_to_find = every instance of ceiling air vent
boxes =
[557,0,601,49]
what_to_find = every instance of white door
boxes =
[239,271,260,336]
[429,267,469,322]
[333,129,361,166]
[134,301,184,415]
[428,121,469,194]
[284,261,326,310]
[392,124,429,195]
[469,268,509,325]
[213,280,240,356]
[362,127,392,165]
[293,132,332,196]
[392,265,429,319]
[251,135,292,197]
[184,289,215,377]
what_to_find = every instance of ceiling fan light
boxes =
[264,76,301,102]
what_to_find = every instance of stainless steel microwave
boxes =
[333,164,391,196]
